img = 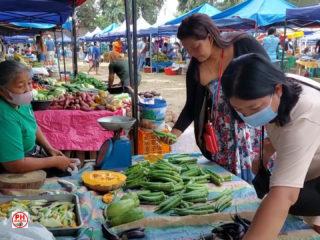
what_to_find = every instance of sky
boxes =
[154,0,179,26]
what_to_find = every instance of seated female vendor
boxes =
[0,60,76,173]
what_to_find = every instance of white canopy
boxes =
[86,27,102,38]
[108,17,151,34]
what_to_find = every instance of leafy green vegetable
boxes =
[72,72,107,91]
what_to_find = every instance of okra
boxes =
[182,190,208,201]
[138,193,166,204]
[168,157,198,165]
[148,173,182,183]
[188,197,208,203]
[157,160,182,172]
[223,175,232,182]
[155,195,182,214]
[149,170,181,177]
[186,185,208,192]
[149,175,178,183]
[143,182,175,192]
[188,203,215,211]
[182,174,210,183]
[178,200,192,208]
[174,208,215,216]
[181,168,201,177]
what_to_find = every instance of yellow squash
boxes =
[102,192,114,204]
[82,170,126,192]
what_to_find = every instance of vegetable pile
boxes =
[152,52,168,62]
[0,199,77,228]
[138,91,161,99]
[72,73,107,91]
[123,154,233,216]
[50,92,97,111]
[104,192,144,227]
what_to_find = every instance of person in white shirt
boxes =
[222,53,320,239]
[137,37,147,71]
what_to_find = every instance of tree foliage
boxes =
[77,0,164,30]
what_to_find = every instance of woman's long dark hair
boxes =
[177,14,248,85]
[221,53,302,126]
[177,13,246,49]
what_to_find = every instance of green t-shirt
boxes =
[109,60,141,87]
[0,98,37,163]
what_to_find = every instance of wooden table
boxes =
[296,59,320,75]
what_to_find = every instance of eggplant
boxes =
[101,223,120,240]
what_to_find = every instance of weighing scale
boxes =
[96,116,136,170]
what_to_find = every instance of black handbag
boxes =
[252,127,271,199]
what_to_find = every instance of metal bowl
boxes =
[98,116,136,131]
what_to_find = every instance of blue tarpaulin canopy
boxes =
[286,5,320,26]
[57,35,72,43]
[3,35,32,44]
[0,0,82,25]
[62,17,73,31]
[158,17,256,36]
[165,3,221,25]
[10,22,55,29]
[101,23,119,34]
[213,0,296,27]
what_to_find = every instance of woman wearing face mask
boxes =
[222,53,320,239]
[161,14,270,182]
[0,60,77,173]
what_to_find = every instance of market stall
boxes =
[30,72,132,160]
[283,4,320,74]
[1,154,318,239]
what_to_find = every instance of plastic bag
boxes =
[0,219,55,240]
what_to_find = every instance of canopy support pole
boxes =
[72,0,78,76]
[149,33,152,70]
[132,0,139,155]
[281,20,287,71]
[124,0,133,87]
[53,30,61,81]
[61,29,67,81]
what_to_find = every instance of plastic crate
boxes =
[143,66,153,73]
[164,67,177,75]
[138,128,171,155]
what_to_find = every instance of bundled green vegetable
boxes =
[205,168,233,186]
[123,155,235,215]
[137,191,166,205]
[174,189,233,216]
[154,195,182,214]
[153,130,177,143]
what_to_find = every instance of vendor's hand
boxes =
[159,128,181,145]
[54,156,77,171]
[48,148,65,157]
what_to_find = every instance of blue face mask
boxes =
[236,96,277,127]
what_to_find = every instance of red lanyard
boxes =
[212,49,224,126]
